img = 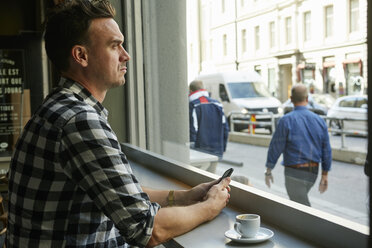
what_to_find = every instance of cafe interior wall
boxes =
[0,0,46,170]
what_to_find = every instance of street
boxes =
[217,137,369,227]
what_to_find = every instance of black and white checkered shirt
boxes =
[7,78,160,247]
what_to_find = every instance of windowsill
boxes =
[122,143,369,248]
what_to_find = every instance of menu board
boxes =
[0,49,26,157]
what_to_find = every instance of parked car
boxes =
[281,94,335,115]
[327,95,368,136]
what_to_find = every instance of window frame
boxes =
[349,0,359,33]
[303,11,311,41]
[325,5,334,38]
[255,25,260,50]
[241,29,247,53]
[285,16,292,45]
[269,21,275,48]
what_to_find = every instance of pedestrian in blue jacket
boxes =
[189,80,229,159]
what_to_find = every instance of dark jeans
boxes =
[284,165,319,207]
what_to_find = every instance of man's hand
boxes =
[184,179,220,205]
[148,178,231,247]
[204,177,231,216]
[265,174,274,188]
[319,175,328,193]
[265,169,273,188]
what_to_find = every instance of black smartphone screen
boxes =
[218,168,234,183]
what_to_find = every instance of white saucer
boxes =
[224,227,274,244]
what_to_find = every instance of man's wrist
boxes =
[264,169,272,176]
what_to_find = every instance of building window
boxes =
[349,0,359,33]
[255,26,260,50]
[241,29,247,53]
[241,0,245,7]
[344,60,363,95]
[221,0,225,13]
[303,11,311,41]
[323,57,336,94]
[285,17,292,44]
[223,34,227,56]
[268,68,276,96]
[269,21,275,48]
[325,5,333,38]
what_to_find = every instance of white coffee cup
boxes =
[234,214,260,238]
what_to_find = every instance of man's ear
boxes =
[71,45,88,67]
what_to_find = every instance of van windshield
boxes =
[227,82,272,98]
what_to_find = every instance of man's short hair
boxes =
[189,80,204,92]
[291,84,308,103]
[44,0,115,72]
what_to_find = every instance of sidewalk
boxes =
[229,132,368,165]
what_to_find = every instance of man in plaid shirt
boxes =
[6,1,230,247]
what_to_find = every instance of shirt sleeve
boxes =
[266,117,288,169]
[321,122,332,171]
[60,110,160,247]
[223,114,229,152]
[189,102,197,142]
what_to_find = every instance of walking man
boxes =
[264,84,331,206]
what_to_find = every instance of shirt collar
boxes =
[294,105,308,111]
[189,89,209,102]
[58,77,109,118]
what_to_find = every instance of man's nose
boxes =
[120,46,130,61]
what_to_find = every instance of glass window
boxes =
[227,82,272,98]
[304,11,311,41]
[255,26,260,50]
[268,68,276,96]
[285,17,292,44]
[339,98,356,108]
[219,84,229,101]
[269,21,275,48]
[346,63,362,95]
[349,0,359,33]
[185,0,369,229]
[241,29,247,53]
[325,5,333,38]
[355,97,367,108]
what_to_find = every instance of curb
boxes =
[229,132,367,165]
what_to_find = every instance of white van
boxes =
[194,71,282,132]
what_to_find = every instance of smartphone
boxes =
[217,168,234,183]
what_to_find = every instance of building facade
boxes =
[187,0,368,102]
